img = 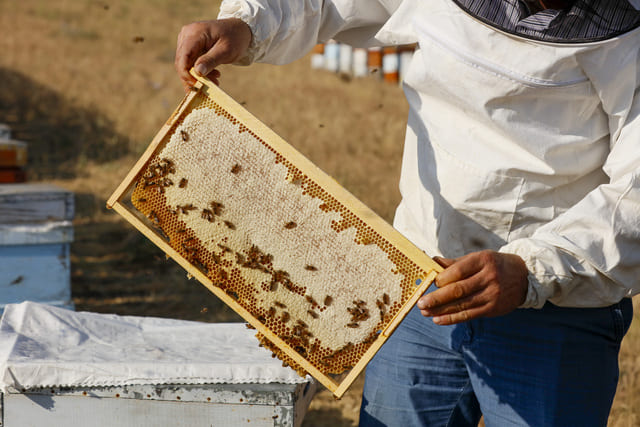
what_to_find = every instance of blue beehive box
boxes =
[0,184,74,313]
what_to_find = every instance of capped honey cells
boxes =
[131,94,430,377]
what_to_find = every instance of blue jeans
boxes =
[359,294,633,426]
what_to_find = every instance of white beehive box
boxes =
[0,302,316,427]
[0,184,74,313]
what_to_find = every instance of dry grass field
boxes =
[1,1,638,426]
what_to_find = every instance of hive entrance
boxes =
[108,71,440,397]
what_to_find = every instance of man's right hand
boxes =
[175,18,252,91]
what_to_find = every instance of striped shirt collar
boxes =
[452,0,640,43]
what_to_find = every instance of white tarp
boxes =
[0,302,308,393]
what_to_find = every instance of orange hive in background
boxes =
[110,73,440,397]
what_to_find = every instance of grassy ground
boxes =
[1,1,638,426]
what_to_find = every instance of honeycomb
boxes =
[130,90,431,377]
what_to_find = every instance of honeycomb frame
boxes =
[107,71,442,398]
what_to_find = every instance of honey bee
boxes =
[180,130,189,141]
[284,221,297,229]
[304,265,317,271]
[307,310,319,319]
[194,259,209,275]
[294,346,307,357]
[383,293,390,305]
[305,295,315,305]
[346,323,359,328]
[269,281,278,292]
[178,204,196,214]
[179,178,188,188]
[148,211,160,227]
[267,307,276,318]
[324,295,333,306]
[245,323,255,329]
[224,221,236,230]
[143,180,158,190]
[274,301,286,309]
[201,209,215,222]
[138,197,147,203]
[341,342,354,352]
[159,158,175,174]
[177,229,186,234]
[210,201,224,216]
[281,312,290,323]
[231,164,241,174]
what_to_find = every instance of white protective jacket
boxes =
[218,0,640,308]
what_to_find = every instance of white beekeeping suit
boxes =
[218,0,640,309]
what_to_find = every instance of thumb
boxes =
[193,48,220,78]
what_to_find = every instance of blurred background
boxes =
[0,1,637,425]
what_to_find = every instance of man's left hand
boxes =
[417,250,529,325]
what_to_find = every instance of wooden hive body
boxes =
[108,72,441,397]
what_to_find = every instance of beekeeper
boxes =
[175,0,640,425]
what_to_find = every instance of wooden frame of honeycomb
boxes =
[107,70,442,398]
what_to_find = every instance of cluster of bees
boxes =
[344,293,391,328]
[140,158,176,194]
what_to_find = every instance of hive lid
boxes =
[107,70,441,398]
[0,302,309,393]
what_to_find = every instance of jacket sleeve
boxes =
[217,0,398,65]
[500,43,640,308]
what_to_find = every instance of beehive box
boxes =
[107,71,441,397]
[0,184,74,313]
[0,302,315,427]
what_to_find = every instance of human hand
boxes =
[417,250,528,325]
[175,18,252,91]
